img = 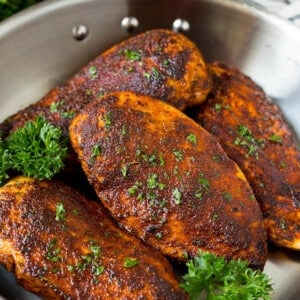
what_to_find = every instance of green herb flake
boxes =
[92,145,101,158]
[72,209,78,216]
[50,101,62,113]
[212,155,222,163]
[121,165,128,177]
[127,181,142,196]
[234,124,264,159]
[121,125,127,136]
[248,194,256,201]
[55,202,66,222]
[147,173,158,189]
[268,133,283,144]
[214,103,222,112]
[103,112,113,130]
[162,59,170,67]
[151,67,160,79]
[172,188,182,205]
[143,72,151,79]
[67,265,75,273]
[124,49,142,62]
[89,66,98,80]
[61,110,76,119]
[173,149,184,161]
[194,189,203,200]
[280,218,287,230]
[198,174,210,191]
[46,238,62,262]
[280,161,287,168]
[155,232,163,239]
[92,265,104,276]
[187,133,197,146]
[222,192,232,201]
[124,257,139,268]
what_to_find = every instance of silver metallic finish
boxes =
[72,24,89,41]
[0,1,299,299]
[172,18,190,32]
[120,16,139,32]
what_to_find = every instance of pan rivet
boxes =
[121,17,139,33]
[72,24,89,41]
[172,19,190,32]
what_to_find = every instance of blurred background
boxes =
[0,0,300,26]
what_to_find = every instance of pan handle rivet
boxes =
[121,17,139,33]
[172,18,190,32]
[72,24,89,41]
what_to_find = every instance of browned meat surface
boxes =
[69,91,267,269]
[0,29,210,138]
[196,62,300,250]
[0,176,186,299]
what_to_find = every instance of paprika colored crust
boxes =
[69,91,267,269]
[0,29,211,138]
[196,62,300,250]
[0,176,186,299]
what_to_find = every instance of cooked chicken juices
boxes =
[196,63,300,250]
[0,177,186,299]
[69,91,267,269]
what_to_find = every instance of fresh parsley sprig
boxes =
[0,116,67,185]
[181,251,273,300]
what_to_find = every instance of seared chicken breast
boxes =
[69,91,267,269]
[196,62,300,250]
[0,176,186,299]
[0,29,210,138]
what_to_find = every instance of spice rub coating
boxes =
[196,62,300,250]
[0,176,186,299]
[69,91,267,269]
[0,29,210,138]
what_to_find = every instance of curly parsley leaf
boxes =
[0,0,42,22]
[0,135,12,185]
[5,116,67,180]
[181,251,273,300]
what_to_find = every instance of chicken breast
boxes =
[0,29,210,138]
[0,176,186,299]
[69,91,267,269]
[196,62,300,250]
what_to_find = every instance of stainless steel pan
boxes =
[0,0,299,299]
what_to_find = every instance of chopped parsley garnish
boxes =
[123,257,139,268]
[89,66,98,80]
[121,165,128,177]
[198,174,210,191]
[55,202,66,222]
[121,125,127,136]
[151,67,160,79]
[222,192,232,201]
[92,145,101,158]
[46,238,62,262]
[103,112,113,130]
[172,188,182,205]
[50,101,75,119]
[268,133,283,144]
[173,149,184,161]
[181,251,273,300]
[124,49,142,62]
[234,125,264,159]
[163,59,170,67]
[127,181,142,195]
[143,72,151,79]
[187,133,197,146]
